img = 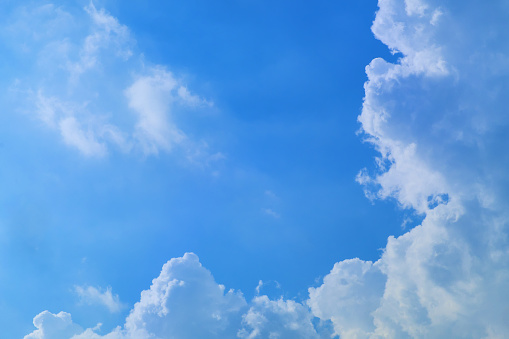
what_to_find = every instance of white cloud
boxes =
[59,117,107,157]
[310,0,509,337]
[255,280,263,295]
[125,67,186,155]
[3,4,74,51]
[238,296,322,339]
[122,252,247,338]
[6,3,215,162]
[34,92,113,157]
[75,285,124,313]
[35,90,59,127]
[68,2,133,81]
[177,86,213,107]
[24,311,83,339]
[25,253,325,339]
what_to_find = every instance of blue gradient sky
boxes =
[0,1,409,336]
[9,1,508,338]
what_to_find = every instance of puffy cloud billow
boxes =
[310,0,509,338]
[24,0,509,338]
[25,253,326,339]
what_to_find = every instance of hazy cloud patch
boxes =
[75,285,124,313]
[5,2,216,163]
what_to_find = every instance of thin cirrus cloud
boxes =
[11,2,215,160]
[68,1,133,81]
[22,0,509,338]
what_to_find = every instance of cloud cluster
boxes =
[310,0,509,337]
[23,0,509,338]
[24,311,83,339]
[25,253,326,339]
[8,2,214,160]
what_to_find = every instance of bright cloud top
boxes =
[10,2,214,160]
[25,253,327,339]
[310,0,509,338]
[23,0,509,338]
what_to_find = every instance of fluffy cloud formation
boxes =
[24,311,83,339]
[7,3,213,159]
[238,296,323,339]
[308,259,386,338]
[122,253,247,338]
[25,253,325,339]
[310,0,509,338]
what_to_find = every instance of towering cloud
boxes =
[310,0,509,337]
[25,253,324,339]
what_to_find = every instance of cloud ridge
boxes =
[310,0,509,338]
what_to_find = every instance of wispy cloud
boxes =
[59,117,107,157]
[125,67,186,155]
[24,311,83,339]
[7,2,216,163]
[262,208,280,219]
[68,2,133,82]
[75,285,124,313]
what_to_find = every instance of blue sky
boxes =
[3,0,509,338]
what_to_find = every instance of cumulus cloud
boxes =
[308,259,386,338]
[24,311,83,339]
[122,252,247,338]
[34,92,110,157]
[26,253,324,339]
[59,117,107,157]
[177,86,213,107]
[238,296,322,339]
[6,3,215,161]
[310,0,509,338]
